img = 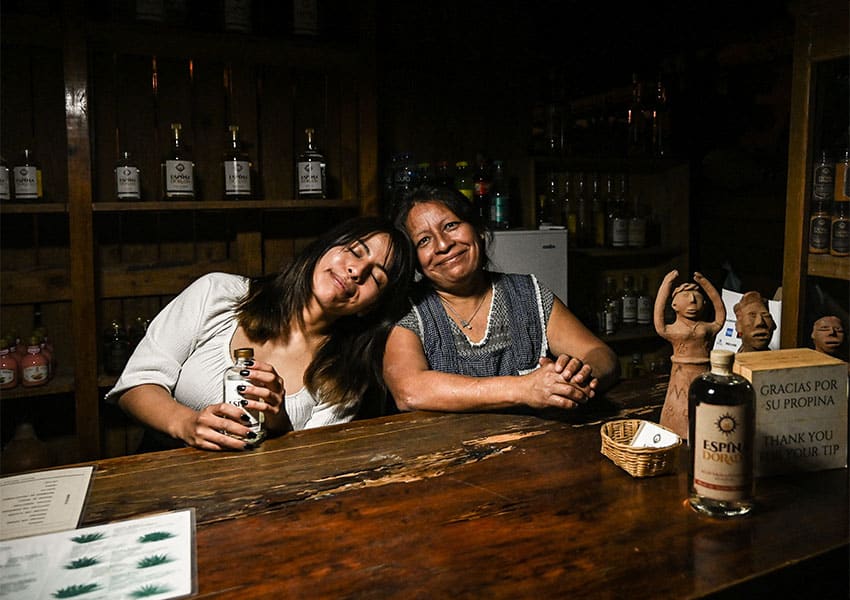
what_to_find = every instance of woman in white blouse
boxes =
[107,216,413,452]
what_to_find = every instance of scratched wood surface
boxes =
[79,400,849,599]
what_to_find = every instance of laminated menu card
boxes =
[0,508,196,600]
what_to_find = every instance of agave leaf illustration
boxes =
[64,556,100,569]
[138,531,175,543]
[52,582,101,597]
[70,533,105,544]
[137,553,174,568]
[130,584,172,598]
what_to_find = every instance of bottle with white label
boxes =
[162,122,195,199]
[0,338,18,389]
[223,125,252,199]
[223,347,264,442]
[115,151,142,200]
[0,155,10,201]
[636,274,653,326]
[13,149,43,201]
[296,127,326,199]
[688,349,755,518]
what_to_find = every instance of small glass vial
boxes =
[223,347,265,442]
[688,349,755,518]
[0,338,19,390]
[13,149,43,201]
[296,128,326,199]
[0,155,11,201]
[115,151,142,200]
[223,125,252,199]
[20,336,49,387]
[103,319,130,376]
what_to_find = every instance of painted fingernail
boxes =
[240,399,249,407]
[240,369,250,376]
[237,384,247,392]
[240,414,252,422]
[244,360,254,366]
[244,443,255,450]
[246,431,257,439]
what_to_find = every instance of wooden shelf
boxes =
[92,198,359,212]
[98,260,241,298]
[807,254,850,280]
[0,373,74,400]
[570,245,682,261]
[0,203,68,214]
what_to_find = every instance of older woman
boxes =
[383,185,619,414]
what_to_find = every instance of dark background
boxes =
[375,0,799,296]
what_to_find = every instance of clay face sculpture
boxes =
[811,315,845,356]
[734,291,776,353]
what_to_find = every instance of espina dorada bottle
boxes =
[223,347,264,442]
[688,349,755,517]
[162,122,195,199]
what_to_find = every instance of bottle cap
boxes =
[234,347,254,359]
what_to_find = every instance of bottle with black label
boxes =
[688,349,755,518]
[162,123,195,199]
[296,128,327,199]
[223,125,252,199]
[223,347,264,443]
[831,148,850,257]
[115,151,142,200]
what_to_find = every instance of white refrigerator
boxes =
[488,229,569,305]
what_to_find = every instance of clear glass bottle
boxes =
[489,160,510,230]
[103,319,130,376]
[473,157,491,222]
[223,125,252,199]
[636,274,653,326]
[538,170,559,228]
[598,276,620,336]
[162,122,195,199]
[454,160,473,202]
[296,128,327,199]
[575,172,589,246]
[561,172,577,246]
[620,274,637,326]
[13,148,43,201]
[628,193,647,248]
[223,347,264,442]
[590,173,606,247]
[0,155,10,201]
[688,349,755,518]
[608,173,629,247]
[115,151,142,200]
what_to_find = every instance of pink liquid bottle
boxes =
[20,336,49,387]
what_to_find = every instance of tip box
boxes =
[733,348,848,476]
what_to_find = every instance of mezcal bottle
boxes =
[223,347,264,442]
[162,122,195,199]
[296,128,326,199]
[223,125,252,199]
[688,349,755,518]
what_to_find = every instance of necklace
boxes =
[438,288,490,330]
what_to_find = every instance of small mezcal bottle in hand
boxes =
[223,347,265,442]
[688,349,755,517]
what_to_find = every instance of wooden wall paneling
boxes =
[356,0,377,214]
[323,71,342,200]
[190,58,226,201]
[156,211,196,265]
[31,44,68,203]
[338,71,358,203]
[257,64,294,200]
[0,45,33,166]
[194,212,232,264]
[35,213,70,268]
[90,49,118,202]
[63,6,99,461]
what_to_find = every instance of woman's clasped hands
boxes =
[529,354,598,410]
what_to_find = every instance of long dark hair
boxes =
[391,185,493,272]
[236,216,413,412]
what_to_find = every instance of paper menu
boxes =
[1,466,94,541]
[0,508,196,600]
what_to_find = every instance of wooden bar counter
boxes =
[79,391,848,599]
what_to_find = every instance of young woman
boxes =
[107,216,413,451]
[383,185,619,414]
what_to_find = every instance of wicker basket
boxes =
[600,419,682,478]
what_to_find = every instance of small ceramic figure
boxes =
[734,291,776,353]
[811,315,845,357]
[654,270,726,440]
